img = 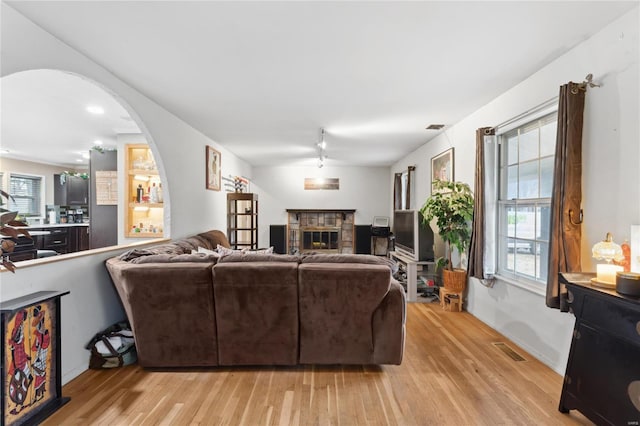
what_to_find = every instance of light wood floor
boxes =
[44,303,592,425]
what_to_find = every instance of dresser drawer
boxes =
[582,294,640,345]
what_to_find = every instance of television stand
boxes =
[389,251,436,302]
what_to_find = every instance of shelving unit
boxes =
[124,144,164,238]
[389,250,436,302]
[227,193,258,250]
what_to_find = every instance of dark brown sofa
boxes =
[105,230,406,368]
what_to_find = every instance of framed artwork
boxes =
[206,146,221,191]
[431,148,454,191]
[2,291,70,425]
[304,177,340,190]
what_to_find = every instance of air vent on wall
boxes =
[426,124,445,130]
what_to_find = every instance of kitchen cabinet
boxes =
[558,272,640,425]
[54,174,89,206]
[27,225,89,255]
[40,227,69,254]
[68,226,90,252]
[124,144,164,238]
[227,193,258,250]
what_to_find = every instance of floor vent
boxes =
[492,342,526,362]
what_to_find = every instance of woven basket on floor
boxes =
[442,268,467,292]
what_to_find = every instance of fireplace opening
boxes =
[301,227,341,253]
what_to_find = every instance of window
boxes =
[497,113,556,284]
[9,173,43,217]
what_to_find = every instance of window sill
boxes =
[493,273,546,297]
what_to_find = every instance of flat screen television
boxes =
[393,209,435,261]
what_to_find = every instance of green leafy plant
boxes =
[419,179,474,271]
[0,189,31,272]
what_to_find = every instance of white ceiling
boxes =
[1,70,140,168]
[2,1,637,168]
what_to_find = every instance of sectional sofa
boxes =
[105,230,406,367]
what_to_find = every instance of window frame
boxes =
[8,172,45,218]
[493,109,557,290]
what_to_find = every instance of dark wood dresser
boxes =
[558,272,640,425]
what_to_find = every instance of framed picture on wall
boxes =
[206,146,221,191]
[431,148,454,192]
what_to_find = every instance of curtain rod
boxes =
[493,74,599,132]
[493,96,558,132]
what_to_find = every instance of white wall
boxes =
[0,157,82,212]
[392,7,639,374]
[1,4,251,383]
[252,166,390,247]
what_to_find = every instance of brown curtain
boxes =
[546,82,585,311]
[406,166,415,209]
[468,127,495,279]
[393,173,402,210]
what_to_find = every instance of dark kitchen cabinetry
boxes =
[558,273,640,425]
[70,226,90,252]
[28,226,90,255]
[41,227,69,254]
[54,174,89,206]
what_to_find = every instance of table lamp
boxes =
[591,232,625,288]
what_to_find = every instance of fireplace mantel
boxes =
[286,209,355,221]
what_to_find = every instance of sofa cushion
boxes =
[297,262,393,364]
[105,259,219,367]
[130,253,220,264]
[301,253,398,274]
[218,253,300,263]
[213,261,299,365]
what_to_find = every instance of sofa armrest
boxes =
[372,279,406,364]
[105,258,218,367]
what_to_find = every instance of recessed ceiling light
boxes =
[426,124,445,130]
[87,105,104,114]
[94,140,103,145]
[76,159,83,162]
[82,153,90,159]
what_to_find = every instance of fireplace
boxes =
[301,227,341,253]
[286,209,355,254]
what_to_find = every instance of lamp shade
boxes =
[592,233,625,263]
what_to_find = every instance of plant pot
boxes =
[442,268,467,292]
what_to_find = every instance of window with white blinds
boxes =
[9,173,43,217]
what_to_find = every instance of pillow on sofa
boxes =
[301,254,398,274]
[196,246,217,255]
[216,244,244,256]
[242,246,274,254]
[130,253,220,264]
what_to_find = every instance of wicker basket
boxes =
[442,268,467,292]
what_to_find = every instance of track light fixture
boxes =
[317,128,327,168]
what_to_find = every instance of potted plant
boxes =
[419,179,474,291]
[1,189,31,273]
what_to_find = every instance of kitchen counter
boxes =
[20,223,90,229]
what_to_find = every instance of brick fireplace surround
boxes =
[286,209,355,254]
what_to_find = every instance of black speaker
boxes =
[355,225,372,254]
[270,225,287,254]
